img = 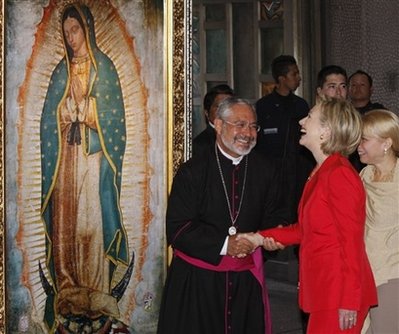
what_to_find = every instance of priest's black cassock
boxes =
[157,144,285,334]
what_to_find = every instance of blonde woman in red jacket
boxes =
[242,98,377,333]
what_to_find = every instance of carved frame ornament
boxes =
[169,0,192,180]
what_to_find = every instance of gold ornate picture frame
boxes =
[0,0,190,332]
[169,0,192,176]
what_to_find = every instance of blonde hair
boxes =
[362,109,399,157]
[318,97,362,156]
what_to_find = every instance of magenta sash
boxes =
[174,248,272,334]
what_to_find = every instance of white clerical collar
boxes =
[217,144,244,165]
[209,122,215,129]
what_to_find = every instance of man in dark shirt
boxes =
[316,65,348,100]
[348,70,386,171]
[256,55,313,224]
[349,70,385,115]
[192,84,234,156]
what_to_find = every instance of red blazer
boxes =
[261,153,377,312]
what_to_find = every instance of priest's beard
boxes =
[221,133,256,156]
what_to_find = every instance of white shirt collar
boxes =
[217,143,244,165]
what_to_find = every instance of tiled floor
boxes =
[265,246,305,334]
[267,278,304,334]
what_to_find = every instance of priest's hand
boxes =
[227,235,254,258]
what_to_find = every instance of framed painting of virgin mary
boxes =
[0,0,189,332]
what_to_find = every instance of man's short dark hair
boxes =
[271,55,297,83]
[317,65,347,88]
[203,84,234,112]
[349,70,373,87]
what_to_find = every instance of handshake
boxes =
[227,232,285,258]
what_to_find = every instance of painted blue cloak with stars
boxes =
[40,4,128,331]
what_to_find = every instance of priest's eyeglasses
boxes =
[223,120,261,132]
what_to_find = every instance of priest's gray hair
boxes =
[216,97,257,121]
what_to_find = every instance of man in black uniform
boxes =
[256,55,313,224]
[192,84,234,157]
[349,70,385,115]
[348,69,385,171]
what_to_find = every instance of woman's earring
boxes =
[384,147,388,155]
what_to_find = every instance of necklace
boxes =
[71,54,90,64]
[71,55,90,76]
[372,159,397,182]
[215,144,248,236]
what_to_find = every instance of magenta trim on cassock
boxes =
[174,248,272,334]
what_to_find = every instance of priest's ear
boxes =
[214,118,224,136]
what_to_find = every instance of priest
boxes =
[157,97,286,334]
